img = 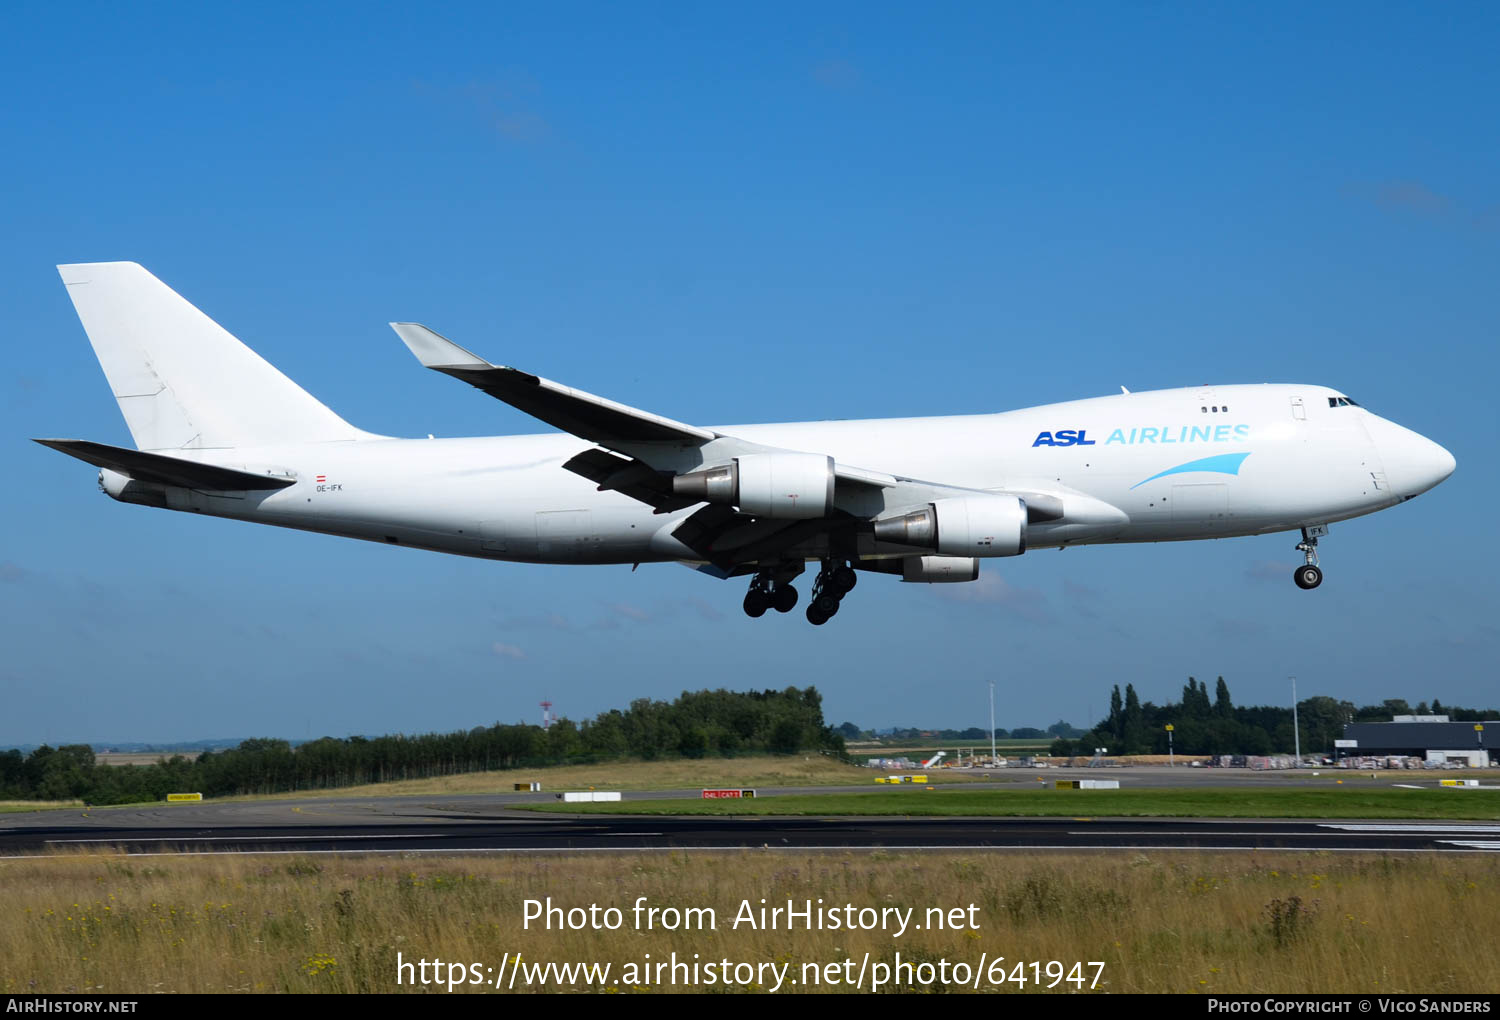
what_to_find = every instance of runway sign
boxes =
[1441,779,1479,788]
[1056,780,1120,790]
[559,791,622,803]
[701,789,757,799]
[513,782,541,791]
[165,792,202,802]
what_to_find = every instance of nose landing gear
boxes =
[1293,525,1326,589]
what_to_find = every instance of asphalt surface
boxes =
[1,768,1496,856]
[3,816,1499,855]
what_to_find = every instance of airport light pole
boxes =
[988,679,997,766]
[1166,723,1174,768]
[1291,675,1301,766]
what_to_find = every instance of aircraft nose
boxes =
[1429,440,1457,486]
[1368,416,1455,497]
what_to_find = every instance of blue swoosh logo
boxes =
[1131,452,1251,490]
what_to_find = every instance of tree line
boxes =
[0,686,843,804]
[838,722,1086,742]
[1047,678,1498,758]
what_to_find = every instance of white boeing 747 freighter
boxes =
[39,262,1455,625]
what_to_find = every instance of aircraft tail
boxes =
[57,262,371,451]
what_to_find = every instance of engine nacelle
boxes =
[900,556,980,583]
[672,453,834,519]
[873,495,1027,557]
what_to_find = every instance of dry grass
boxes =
[96,752,203,767]
[0,800,84,814]
[1,849,1494,994]
[227,756,991,802]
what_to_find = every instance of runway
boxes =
[4,814,1500,856]
[3,768,1495,857]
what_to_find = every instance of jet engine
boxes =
[872,495,1027,557]
[672,453,835,519]
[899,556,981,582]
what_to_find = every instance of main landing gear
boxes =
[1293,525,1326,590]
[805,560,857,626]
[742,570,800,618]
[742,560,858,624]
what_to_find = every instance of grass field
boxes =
[0,800,84,814]
[96,752,203,767]
[0,848,1494,994]
[223,756,997,802]
[522,787,1500,820]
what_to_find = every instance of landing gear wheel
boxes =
[1294,564,1323,590]
[1293,525,1326,591]
[743,590,770,617]
[806,604,830,625]
[831,566,857,594]
[812,593,840,617]
[773,585,798,613]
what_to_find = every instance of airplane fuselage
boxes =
[104,382,1451,569]
[49,261,1458,619]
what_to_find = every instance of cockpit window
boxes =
[1328,396,1362,408]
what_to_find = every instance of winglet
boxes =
[390,322,491,370]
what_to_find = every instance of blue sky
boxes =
[2,3,1496,745]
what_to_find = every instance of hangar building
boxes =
[1340,716,1495,767]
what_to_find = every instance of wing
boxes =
[391,323,716,447]
[558,447,700,514]
[393,322,895,480]
[391,324,1125,566]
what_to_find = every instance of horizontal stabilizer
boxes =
[34,439,295,491]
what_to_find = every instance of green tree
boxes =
[770,719,803,754]
[545,719,582,759]
[1214,677,1234,718]
[1122,684,1146,753]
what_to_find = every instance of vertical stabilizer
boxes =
[57,262,371,451]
